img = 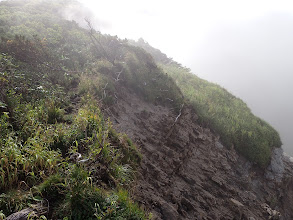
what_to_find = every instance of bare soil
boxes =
[104,85,293,220]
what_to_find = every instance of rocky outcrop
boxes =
[6,203,48,220]
[266,148,285,182]
[105,85,293,219]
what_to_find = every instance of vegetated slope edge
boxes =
[131,38,282,167]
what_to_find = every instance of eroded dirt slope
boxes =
[104,85,293,220]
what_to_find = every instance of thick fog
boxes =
[73,0,293,155]
[4,0,293,154]
[186,13,293,155]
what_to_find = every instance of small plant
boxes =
[113,164,133,185]
[37,174,65,202]
[47,101,65,124]
[120,134,142,166]
[0,210,5,220]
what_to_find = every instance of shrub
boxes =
[47,101,65,124]
[122,46,184,111]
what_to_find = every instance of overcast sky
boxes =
[73,0,293,154]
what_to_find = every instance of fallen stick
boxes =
[166,104,184,139]
[175,104,184,123]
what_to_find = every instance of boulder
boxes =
[266,148,285,182]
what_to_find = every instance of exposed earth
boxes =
[105,84,293,220]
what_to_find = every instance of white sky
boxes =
[80,0,293,62]
[77,0,293,154]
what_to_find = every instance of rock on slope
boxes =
[105,84,293,219]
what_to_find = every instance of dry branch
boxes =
[175,104,184,123]
[166,104,184,139]
[114,69,123,82]
[85,18,108,61]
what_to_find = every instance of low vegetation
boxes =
[0,0,283,218]
[162,63,281,166]
[133,39,282,167]
[0,52,148,219]
[0,1,156,218]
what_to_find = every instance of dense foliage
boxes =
[0,52,147,219]
[0,0,180,218]
[132,39,282,167]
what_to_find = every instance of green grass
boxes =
[131,38,282,167]
[0,52,146,217]
[0,4,150,216]
[0,1,283,219]
[0,92,148,218]
[161,63,281,167]
[122,46,184,111]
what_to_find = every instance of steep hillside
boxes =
[131,39,281,167]
[0,1,293,220]
[106,74,293,219]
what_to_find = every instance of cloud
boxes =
[61,1,111,31]
[186,13,293,153]
[57,0,293,155]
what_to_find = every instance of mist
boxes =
[67,1,293,155]
[3,0,293,154]
[61,1,111,31]
[184,13,293,155]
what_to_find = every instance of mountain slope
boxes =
[131,39,281,167]
[0,1,293,219]
[106,74,293,219]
